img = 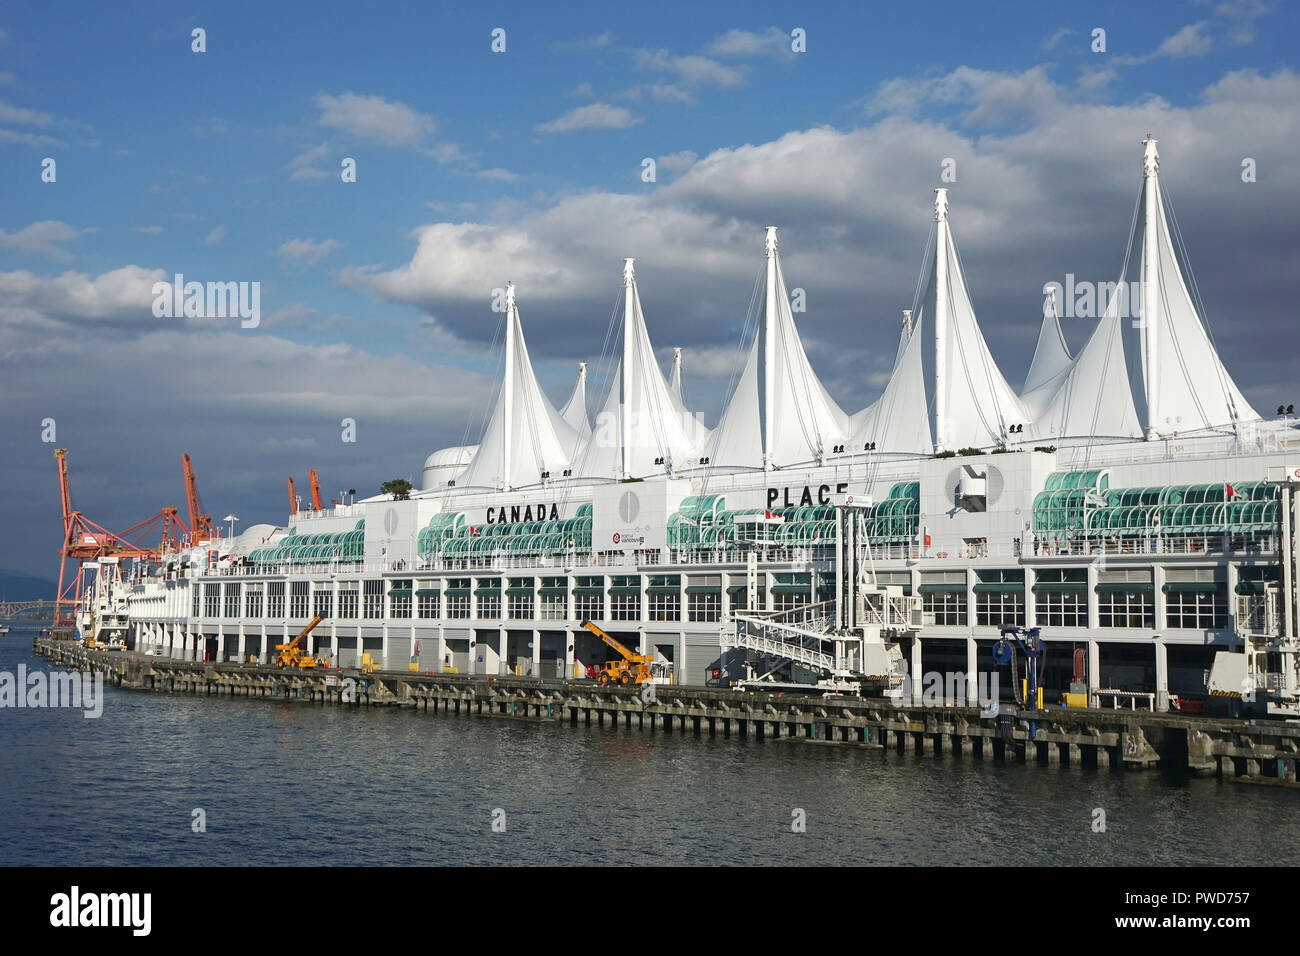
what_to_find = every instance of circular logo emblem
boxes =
[384,507,399,535]
[612,532,621,544]
[619,491,640,523]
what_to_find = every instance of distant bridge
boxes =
[0,600,57,620]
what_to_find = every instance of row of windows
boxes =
[185,580,1228,630]
[921,591,1226,629]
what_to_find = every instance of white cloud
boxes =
[277,238,342,267]
[287,142,332,182]
[0,265,167,326]
[656,150,698,174]
[1042,27,1075,51]
[205,226,228,246]
[338,68,1300,423]
[635,49,747,89]
[313,91,434,146]
[135,225,165,235]
[0,221,84,259]
[707,27,794,60]
[475,168,522,182]
[0,99,54,126]
[535,102,641,134]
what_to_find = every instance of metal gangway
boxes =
[721,495,919,693]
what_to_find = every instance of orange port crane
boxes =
[181,454,219,544]
[287,476,298,516]
[308,468,323,511]
[52,448,182,627]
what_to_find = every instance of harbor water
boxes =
[2,627,1297,867]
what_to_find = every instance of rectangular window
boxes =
[477,591,501,619]
[204,583,220,618]
[363,579,383,619]
[191,582,200,617]
[338,583,359,619]
[446,578,470,619]
[389,579,412,619]
[1098,591,1154,628]
[313,586,333,620]
[609,576,640,622]
[922,590,967,626]
[574,576,604,621]
[507,578,534,620]
[688,591,721,622]
[539,577,566,620]
[417,581,440,619]
[223,583,240,618]
[267,581,285,619]
[290,580,310,619]
[1165,590,1228,629]
[244,582,264,619]
[1035,591,1086,627]
[975,590,1024,627]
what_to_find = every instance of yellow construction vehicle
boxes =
[275,615,325,668]
[581,621,654,686]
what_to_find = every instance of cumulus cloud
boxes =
[205,226,228,245]
[338,68,1300,427]
[277,237,342,267]
[535,102,641,133]
[706,27,795,60]
[312,91,435,146]
[0,221,85,259]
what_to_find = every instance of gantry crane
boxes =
[287,476,298,516]
[581,621,655,685]
[52,448,180,627]
[182,454,219,544]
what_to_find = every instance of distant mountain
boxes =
[0,569,58,602]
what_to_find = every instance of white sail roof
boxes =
[709,227,850,469]
[455,284,584,490]
[559,362,591,437]
[1022,287,1073,401]
[1137,136,1258,437]
[577,260,711,479]
[932,188,1032,450]
[1024,288,1142,442]
[850,310,933,454]
[668,347,684,404]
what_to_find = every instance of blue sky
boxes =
[2,0,1297,577]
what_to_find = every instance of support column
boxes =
[1154,635,1169,712]
[531,628,541,677]
[911,637,923,704]
[1088,638,1101,708]
[966,636,978,707]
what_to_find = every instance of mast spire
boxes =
[622,258,635,479]
[1140,134,1161,439]
[933,188,950,451]
[763,226,778,470]
[501,281,516,491]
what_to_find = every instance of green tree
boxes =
[381,478,413,501]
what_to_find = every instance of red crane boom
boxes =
[287,476,298,516]
[308,468,323,511]
[182,454,219,544]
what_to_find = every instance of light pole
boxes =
[223,514,239,540]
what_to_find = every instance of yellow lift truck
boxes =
[581,621,656,686]
[275,614,327,668]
